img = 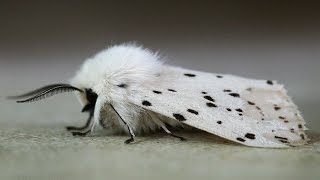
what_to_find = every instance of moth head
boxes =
[8,84,98,113]
[77,88,98,113]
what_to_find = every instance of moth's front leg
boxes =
[66,104,95,132]
[67,111,94,137]
[65,115,92,132]
[71,129,91,136]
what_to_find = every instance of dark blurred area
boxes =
[0,0,319,129]
[1,1,320,56]
[0,1,319,49]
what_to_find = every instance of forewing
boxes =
[129,66,308,148]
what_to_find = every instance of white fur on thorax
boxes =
[71,44,163,95]
[70,44,179,134]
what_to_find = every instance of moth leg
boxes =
[124,135,135,144]
[66,112,93,132]
[161,125,187,141]
[71,129,91,137]
[123,123,135,144]
[110,104,135,144]
[68,111,94,137]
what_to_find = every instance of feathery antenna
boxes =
[8,84,83,103]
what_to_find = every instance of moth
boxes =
[9,44,308,147]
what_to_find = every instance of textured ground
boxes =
[1,127,320,180]
[0,97,320,180]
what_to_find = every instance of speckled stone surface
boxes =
[1,127,320,180]
[0,96,319,180]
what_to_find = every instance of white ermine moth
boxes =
[9,44,308,147]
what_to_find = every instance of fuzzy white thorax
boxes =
[70,44,175,134]
[71,44,163,95]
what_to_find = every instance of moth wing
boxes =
[129,66,308,148]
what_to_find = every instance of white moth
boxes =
[10,44,308,148]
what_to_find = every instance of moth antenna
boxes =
[7,84,72,100]
[13,85,83,103]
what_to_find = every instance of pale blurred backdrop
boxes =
[0,1,320,179]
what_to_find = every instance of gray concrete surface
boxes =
[0,95,320,180]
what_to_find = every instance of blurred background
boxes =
[1,0,319,130]
[1,1,320,179]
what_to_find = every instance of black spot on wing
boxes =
[216,75,223,78]
[274,136,288,141]
[247,101,255,105]
[201,91,207,94]
[184,73,196,77]
[236,138,246,142]
[204,95,215,102]
[187,109,199,115]
[279,116,286,120]
[168,89,177,92]
[267,80,274,85]
[226,108,232,112]
[223,89,232,92]
[153,90,162,94]
[142,100,152,106]
[274,107,281,111]
[274,105,281,111]
[206,102,217,107]
[173,113,186,121]
[117,83,128,88]
[217,121,222,124]
[229,93,240,98]
[278,139,289,144]
[245,133,256,140]
[235,108,243,112]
